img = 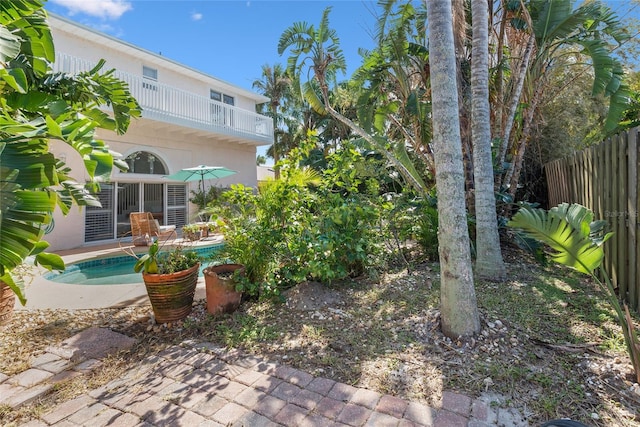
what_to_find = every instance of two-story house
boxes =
[46,14,273,250]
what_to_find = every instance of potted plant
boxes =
[182,224,202,241]
[207,218,226,235]
[202,263,245,315]
[133,241,200,323]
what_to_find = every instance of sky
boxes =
[45,0,383,161]
[44,0,638,161]
[43,0,639,88]
[45,0,380,90]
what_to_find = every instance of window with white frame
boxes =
[210,90,222,102]
[210,90,235,125]
[223,94,235,106]
[142,65,158,91]
[123,151,167,175]
[210,90,235,106]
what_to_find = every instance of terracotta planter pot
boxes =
[142,263,199,323]
[0,281,15,326]
[203,264,244,315]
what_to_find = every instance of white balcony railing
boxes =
[53,53,273,144]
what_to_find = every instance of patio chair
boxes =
[129,212,177,246]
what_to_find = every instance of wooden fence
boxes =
[545,127,640,311]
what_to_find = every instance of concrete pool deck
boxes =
[15,236,224,311]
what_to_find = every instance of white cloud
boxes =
[51,0,132,20]
[191,12,203,21]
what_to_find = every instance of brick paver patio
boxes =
[0,328,523,426]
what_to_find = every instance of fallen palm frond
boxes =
[530,338,602,354]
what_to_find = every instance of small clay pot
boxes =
[203,264,244,315]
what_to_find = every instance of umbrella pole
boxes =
[200,177,206,222]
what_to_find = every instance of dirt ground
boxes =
[1,251,639,426]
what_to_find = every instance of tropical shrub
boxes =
[219,171,316,297]
[132,241,200,275]
[191,185,225,219]
[509,203,640,383]
[218,139,387,297]
[302,143,385,281]
[300,193,381,282]
[414,194,440,261]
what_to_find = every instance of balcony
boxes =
[53,53,274,145]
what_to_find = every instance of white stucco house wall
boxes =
[257,166,276,184]
[46,14,273,251]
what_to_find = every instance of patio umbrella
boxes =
[164,165,237,193]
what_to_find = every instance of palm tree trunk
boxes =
[506,82,544,199]
[492,0,507,142]
[427,0,480,338]
[271,104,281,180]
[471,0,506,281]
[497,33,535,185]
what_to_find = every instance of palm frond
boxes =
[508,203,610,274]
[302,81,327,115]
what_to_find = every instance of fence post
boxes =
[617,132,628,300]
[630,128,639,311]
[603,139,613,279]
[586,146,594,211]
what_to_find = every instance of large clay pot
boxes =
[203,264,244,315]
[0,281,15,326]
[142,263,199,323]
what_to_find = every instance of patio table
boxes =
[194,222,213,238]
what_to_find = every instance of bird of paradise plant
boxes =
[509,203,640,383]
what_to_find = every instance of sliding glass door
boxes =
[116,183,139,238]
[87,182,187,243]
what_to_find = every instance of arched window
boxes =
[124,151,167,175]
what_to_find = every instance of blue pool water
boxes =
[44,244,224,285]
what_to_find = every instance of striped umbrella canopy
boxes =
[164,165,237,193]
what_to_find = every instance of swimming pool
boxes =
[44,244,224,285]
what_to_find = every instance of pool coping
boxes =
[15,236,224,311]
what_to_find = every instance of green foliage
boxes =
[353,0,433,180]
[0,0,140,304]
[533,0,630,137]
[508,202,640,383]
[190,185,225,214]
[134,240,160,274]
[382,190,439,262]
[181,224,201,241]
[218,168,317,297]
[277,7,346,114]
[218,136,387,297]
[182,224,200,233]
[618,71,640,130]
[157,247,200,274]
[133,241,200,275]
[300,192,381,282]
[415,196,439,261]
[508,203,611,274]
